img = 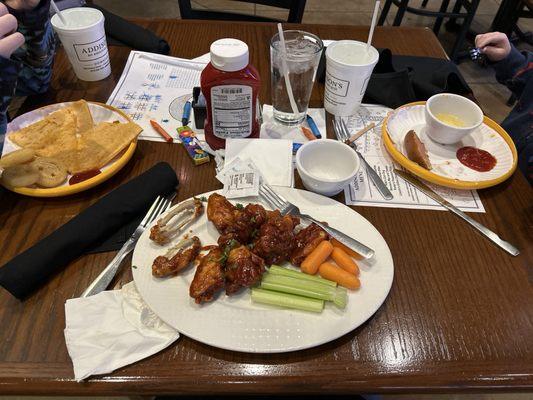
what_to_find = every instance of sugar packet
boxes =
[216,157,262,199]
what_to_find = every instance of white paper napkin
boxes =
[225,138,293,187]
[260,105,326,143]
[64,282,179,381]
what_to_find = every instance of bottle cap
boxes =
[210,38,249,72]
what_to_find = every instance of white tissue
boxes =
[64,282,179,381]
[225,138,293,187]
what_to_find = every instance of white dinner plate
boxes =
[132,188,394,353]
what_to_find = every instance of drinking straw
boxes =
[277,23,300,116]
[51,0,67,26]
[366,1,380,52]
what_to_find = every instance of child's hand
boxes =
[475,32,511,62]
[0,3,25,59]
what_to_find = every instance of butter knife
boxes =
[394,169,520,257]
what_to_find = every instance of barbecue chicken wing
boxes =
[251,210,300,265]
[207,193,235,233]
[189,247,225,304]
[225,245,265,295]
[290,224,329,266]
[152,236,201,277]
[207,193,266,246]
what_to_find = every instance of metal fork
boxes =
[334,118,394,201]
[81,193,176,297]
[259,183,375,259]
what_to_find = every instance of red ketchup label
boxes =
[456,146,497,172]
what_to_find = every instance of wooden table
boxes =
[0,20,532,395]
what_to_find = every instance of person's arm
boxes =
[5,0,55,96]
[493,47,532,99]
[475,31,533,98]
[0,2,26,142]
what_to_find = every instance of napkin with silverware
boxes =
[65,281,179,381]
[0,162,179,300]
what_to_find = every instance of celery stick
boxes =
[262,274,335,299]
[268,265,337,287]
[251,288,324,313]
[332,289,348,309]
[261,273,348,309]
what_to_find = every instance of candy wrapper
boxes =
[177,126,210,166]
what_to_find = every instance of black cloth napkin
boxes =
[91,5,170,55]
[317,48,473,109]
[0,162,179,300]
[85,216,143,254]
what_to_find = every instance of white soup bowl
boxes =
[425,93,483,145]
[296,139,360,197]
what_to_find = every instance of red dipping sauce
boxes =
[69,169,102,185]
[456,146,497,172]
[201,38,261,150]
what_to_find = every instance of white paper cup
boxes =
[324,40,379,116]
[51,8,111,81]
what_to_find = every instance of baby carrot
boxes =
[319,262,361,290]
[301,240,333,275]
[330,238,363,260]
[331,247,360,276]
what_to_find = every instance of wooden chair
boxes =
[178,0,306,23]
[377,0,480,61]
[491,0,532,45]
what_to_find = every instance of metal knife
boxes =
[394,169,520,257]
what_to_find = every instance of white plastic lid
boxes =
[51,7,104,33]
[210,38,249,72]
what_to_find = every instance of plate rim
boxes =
[381,101,518,189]
[3,101,137,198]
[132,188,395,353]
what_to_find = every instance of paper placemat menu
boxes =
[342,104,485,213]
[107,51,207,142]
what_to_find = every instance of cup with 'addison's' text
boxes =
[51,7,111,81]
[324,40,379,116]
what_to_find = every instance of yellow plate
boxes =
[3,101,137,198]
[382,101,518,190]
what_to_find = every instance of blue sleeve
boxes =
[0,56,21,150]
[492,45,533,185]
[7,0,56,96]
[0,0,55,151]
[492,45,533,99]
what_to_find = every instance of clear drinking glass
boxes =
[270,30,323,125]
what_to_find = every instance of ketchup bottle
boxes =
[201,38,261,150]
